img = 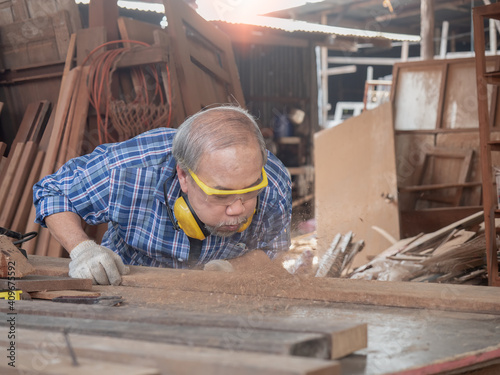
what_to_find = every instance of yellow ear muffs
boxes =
[173,195,256,240]
[238,210,254,233]
[174,195,207,240]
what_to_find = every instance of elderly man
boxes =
[33,106,292,285]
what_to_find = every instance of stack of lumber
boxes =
[0,302,344,374]
[349,211,496,285]
[0,0,246,260]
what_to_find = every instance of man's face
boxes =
[177,143,264,237]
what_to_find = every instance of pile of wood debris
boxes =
[286,211,499,285]
[284,231,364,278]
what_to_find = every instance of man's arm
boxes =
[45,212,90,253]
[45,211,129,285]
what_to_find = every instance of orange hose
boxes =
[81,39,173,144]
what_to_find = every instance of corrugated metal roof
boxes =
[216,15,420,42]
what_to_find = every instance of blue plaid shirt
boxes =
[33,128,292,268]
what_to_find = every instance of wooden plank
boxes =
[113,45,168,68]
[0,275,92,292]
[399,182,482,192]
[27,100,51,144]
[64,65,90,161]
[52,10,72,62]
[12,101,42,145]
[63,32,77,78]
[6,299,367,360]
[30,290,101,300]
[10,150,44,233]
[153,29,186,128]
[117,17,163,46]
[0,141,37,228]
[0,141,7,181]
[76,26,106,66]
[38,67,80,188]
[1,313,330,359]
[0,347,159,375]
[163,0,245,116]
[314,102,399,267]
[0,327,340,375]
[432,229,477,256]
[27,255,500,315]
[0,142,25,211]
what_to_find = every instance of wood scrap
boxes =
[0,275,92,293]
[29,290,102,300]
[350,213,494,285]
[315,233,341,277]
[0,235,34,278]
[326,232,353,278]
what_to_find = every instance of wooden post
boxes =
[89,0,119,42]
[401,41,409,61]
[440,21,449,58]
[421,0,435,60]
[490,19,497,54]
[320,12,329,127]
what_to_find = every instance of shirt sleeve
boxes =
[257,155,293,259]
[33,144,112,227]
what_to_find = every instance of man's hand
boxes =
[203,259,234,272]
[69,240,130,285]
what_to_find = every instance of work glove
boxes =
[69,240,130,285]
[203,259,234,272]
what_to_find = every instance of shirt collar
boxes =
[155,156,180,206]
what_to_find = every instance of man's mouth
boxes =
[221,224,240,231]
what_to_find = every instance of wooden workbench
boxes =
[1,254,500,374]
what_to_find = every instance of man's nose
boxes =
[226,197,246,216]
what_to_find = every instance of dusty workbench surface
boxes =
[2,254,499,374]
[87,285,500,374]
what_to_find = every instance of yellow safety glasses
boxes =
[189,167,268,205]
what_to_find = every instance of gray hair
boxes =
[172,106,268,173]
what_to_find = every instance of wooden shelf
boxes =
[488,140,500,151]
[473,2,500,287]
[484,70,500,85]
